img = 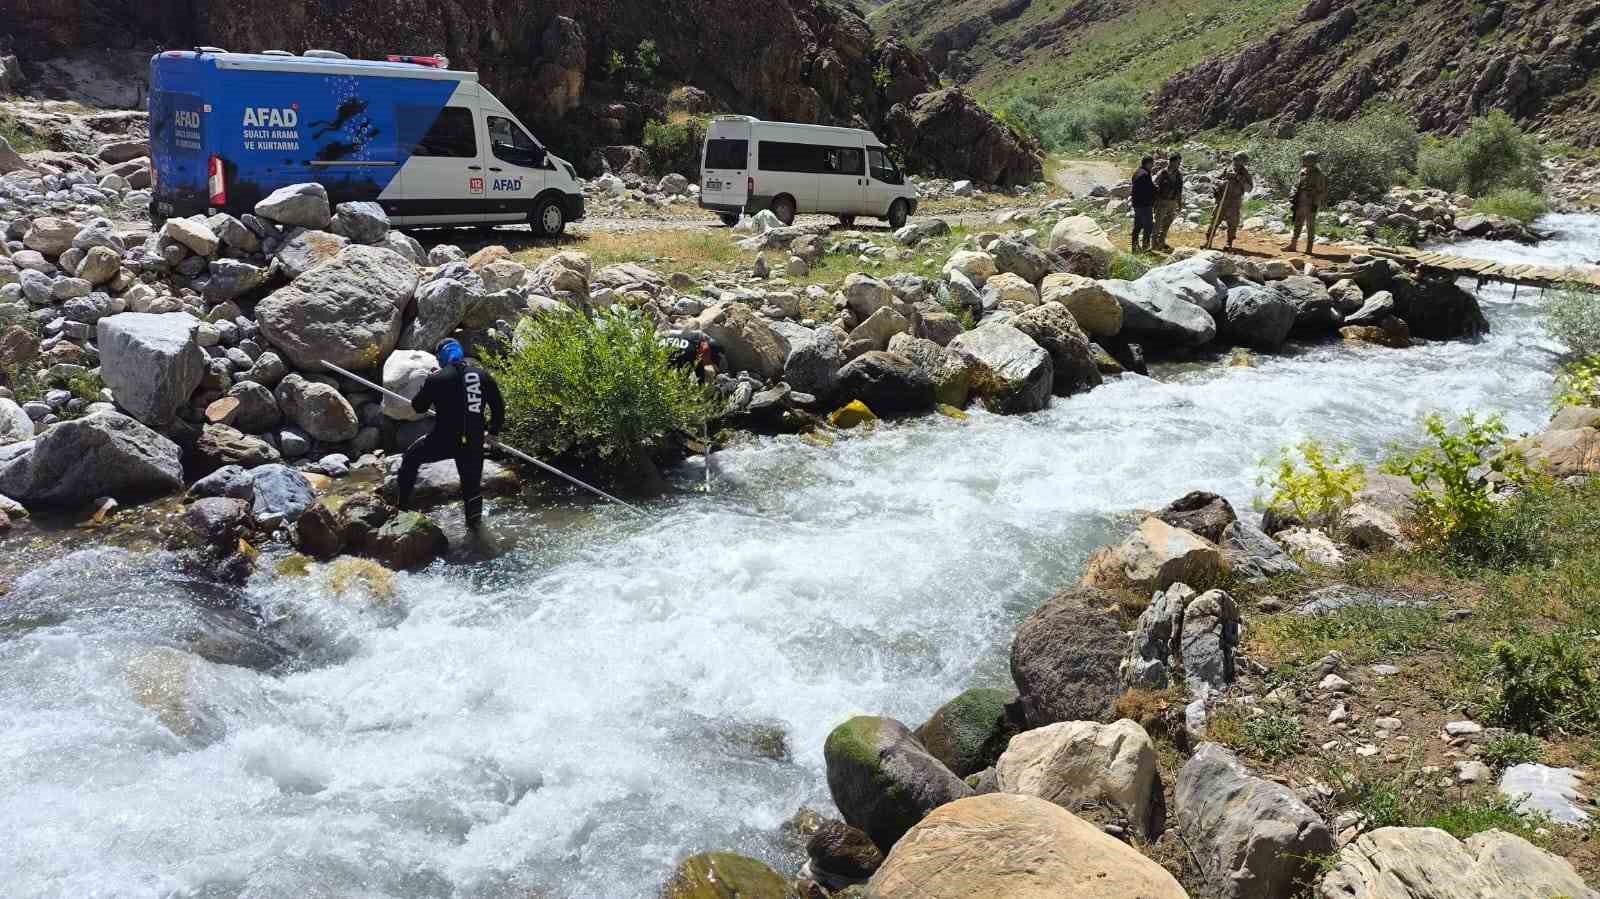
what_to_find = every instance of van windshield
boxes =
[704,138,748,170]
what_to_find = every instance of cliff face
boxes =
[1152,0,1600,146]
[1,0,1042,183]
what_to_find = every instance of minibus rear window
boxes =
[704,139,748,170]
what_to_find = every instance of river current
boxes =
[3,215,1597,897]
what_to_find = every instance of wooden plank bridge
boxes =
[1369,247,1600,293]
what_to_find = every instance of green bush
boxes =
[1473,188,1548,224]
[1254,108,1421,203]
[1554,357,1600,410]
[485,305,720,471]
[993,96,1044,145]
[1240,709,1304,762]
[643,116,708,177]
[1416,111,1542,196]
[1107,251,1151,280]
[1036,81,1147,149]
[1480,732,1545,771]
[1543,285,1600,361]
[1383,412,1540,566]
[633,39,661,83]
[1492,630,1600,734]
[1257,439,1366,531]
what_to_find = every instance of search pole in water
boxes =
[320,360,649,517]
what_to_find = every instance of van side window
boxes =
[835,147,865,176]
[487,115,546,167]
[759,141,826,174]
[869,148,902,185]
[401,106,477,158]
[704,139,748,170]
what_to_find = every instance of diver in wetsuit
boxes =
[662,329,724,384]
[396,339,505,527]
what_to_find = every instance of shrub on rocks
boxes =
[1178,743,1334,899]
[823,715,973,852]
[996,718,1163,837]
[913,687,1019,778]
[868,794,1188,899]
[1010,587,1127,728]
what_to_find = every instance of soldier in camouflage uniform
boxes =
[1205,151,1254,251]
[1284,149,1330,255]
[1152,152,1183,252]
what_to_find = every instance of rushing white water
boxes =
[2,220,1595,898]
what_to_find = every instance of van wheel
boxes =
[770,195,796,226]
[531,197,567,238]
[887,200,909,230]
[838,215,855,228]
[719,213,740,227]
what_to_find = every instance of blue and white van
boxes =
[149,48,585,235]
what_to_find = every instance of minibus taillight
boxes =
[208,155,226,207]
[747,177,754,196]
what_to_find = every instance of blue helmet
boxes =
[435,338,465,367]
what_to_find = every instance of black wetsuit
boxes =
[663,329,724,381]
[397,360,505,526]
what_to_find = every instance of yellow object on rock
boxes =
[829,400,878,429]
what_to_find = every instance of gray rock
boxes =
[1010,302,1101,397]
[201,259,269,305]
[1318,827,1598,899]
[76,245,121,286]
[1223,285,1297,351]
[209,214,260,253]
[0,411,184,506]
[61,291,119,325]
[1178,743,1333,899]
[381,349,438,421]
[1182,589,1240,695]
[1010,587,1126,728]
[1499,764,1592,826]
[217,381,282,433]
[1221,520,1301,581]
[0,397,34,445]
[248,463,315,525]
[1124,583,1189,690]
[989,238,1053,285]
[1102,278,1217,347]
[824,715,973,852]
[162,217,219,257]
[256,246,416,372]
[948,323,1052,414]
[188,464,254,501]
[1344,290,1396,327]
[696,301,790,380]
[379,453,522,509]
[254,183,332,230]
[329,201,390,244]
[277,427,311,458]
[400,278,470,350]
[1275,275,1342,335]
[779,323,843,398]
[1137,256,1227,316]
[836,351,935,416]
[96,312,206,427]
[273,228,348,280]
[274,373,359,443]
[243,351,288,389]
[196,423,281,470]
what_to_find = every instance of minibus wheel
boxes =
[532,197,567,238]
[719,213,740,227]
[838,215,855,228]
[887,200,909,230]
[770,195,796,226]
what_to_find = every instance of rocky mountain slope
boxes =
[1152,0,1600,146]
[1,0,1042,184]
[871,0,1600,146]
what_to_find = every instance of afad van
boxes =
[149,48,585,236]
[699,116,918,229]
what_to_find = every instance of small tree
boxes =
[1383,412,1536,564]
[1257,439,1367,532]
[486,306,720,474]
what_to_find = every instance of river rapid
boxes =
[3,216,1597,898]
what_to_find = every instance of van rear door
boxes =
[700,124,750,218]
[394,96,487,225]
[148,53,210,218]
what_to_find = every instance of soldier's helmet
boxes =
[1303,150,1320,162]
[1232,151,1249,163]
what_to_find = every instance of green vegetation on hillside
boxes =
[1418,110,1543,196]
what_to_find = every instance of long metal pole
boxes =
[321,360,648,517]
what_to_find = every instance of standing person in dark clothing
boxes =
[396,338,506,528]
[1152,152,1184,252]
[1130,156,1156,252]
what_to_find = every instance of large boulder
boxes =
[1156,490,1237,542]
[1011,302,1102,397]
[1221,520,1301,582]
[836,351,935,416]
[96,313,207,428]
[0,398,33,446]
[1101,279,1217,347]
[844,273,896,320]
[0,411,183,506]
[996,718,1163,837]
[868,794,1188,899]
[24,217,78,257]
[382,350,438,421]
[981,271,1040,308]
[823,715,973,852]
[329,201,390,245]
[942,251,997,288]
[989,238,1054,286]
[163,217,219,257]
[274,229,348,280]
[1048,216,1116,264]
[1512,428,1600,478]
[1138,256,1227,316]
[1318,826,1596,899]
[1082,517,1225,593]
[255,246,417,372]
[913,687,1019,779]
[370,511,448,569]
[249,463,315,526]
[1179,743,1334,899]
[1276,275,1343,335]
[274,374,359,443]
[807,820,884,883]
[207,381,282,433]
[1010,587,1126,728]
[780,325,843,398]
[1223,285,1297,351]
[379,454,522,510]
[887,334,973,408]
[1389,274,1489,340]
[696,302,790,380]
[663,852,792,899]
[947,324,1052,414]
[1041,273,1121,337]
[400,278,471,351]
[885,87,1044,186]
[196,424,281,471]
[1182,588,1240,695]
[254,183,332,230]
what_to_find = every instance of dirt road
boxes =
[1052,158,1126,197]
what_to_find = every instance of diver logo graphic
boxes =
[464,370,483,415]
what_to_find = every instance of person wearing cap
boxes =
[396,338,505,528]
[1285,149,1330,255]
[1152,152,1184,252]
[1130,155,1156,252]
[1206,151,1254,251]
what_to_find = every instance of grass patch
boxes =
[1481,732,1545,771]
[1474,188,1549,224]
[1212,705,1305,762]
[512,229,742,275]
[0,108,47,154]
[1247,604,1440,672]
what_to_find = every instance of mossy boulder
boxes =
[913,688,1020,778]
[663,852,795,899]
[291,498,344,560]
[824,715,973,853]
[370,511,446,570]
